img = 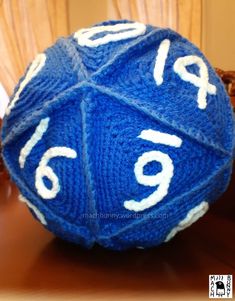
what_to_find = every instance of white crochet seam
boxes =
[74,22,146,47]
[124,130,182,212]
[154,39,171,86]
[173,55,217,109]
[35,147,77,200]
[164,201,209,242]
[19,194,47,225]
[6,53,46,115]
[19,117,50,169]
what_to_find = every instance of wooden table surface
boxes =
[0,168,234,301]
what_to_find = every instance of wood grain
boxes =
[0,167,234,300]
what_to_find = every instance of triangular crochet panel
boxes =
[82,87,231,249]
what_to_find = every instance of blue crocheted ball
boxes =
[2,20,235,250]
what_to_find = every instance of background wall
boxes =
[69,0,107,31]
[202,0,235,70]
[69,0,235,70]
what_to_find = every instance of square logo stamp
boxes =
[209,275,233,299]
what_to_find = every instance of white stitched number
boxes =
[19,118,77,199]
[6,53,46,116]
[173,55,217,109]
[154,39,171,86]
[74,22,146,47]
[19,118,49,168]
[75,21,217,109]
[19,194,47,225]
[35,147,77,199]
[124,129,182,212]
[164,201,209,242]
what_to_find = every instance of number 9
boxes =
[124,129,182,212]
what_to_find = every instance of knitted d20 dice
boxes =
[2,20,235,250]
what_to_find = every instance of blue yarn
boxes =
[2,20,235,250]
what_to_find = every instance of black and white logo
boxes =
[209,275,233,299]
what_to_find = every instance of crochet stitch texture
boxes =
[2,20,235,250]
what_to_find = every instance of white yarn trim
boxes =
[154,39,171,86]
[6,53,46,115]
[164,201,209,242]
[35,147,77,199]
[124,150,174,212]
[19,194,47,225]
[173,55,217,109]
[74,22,146,47]
[19,118,50,169]
[124,129,182,212]
[138,129,182,148]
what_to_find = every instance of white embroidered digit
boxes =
[124,129,182,212]
[164,201,209,242]
[19,118,77,200]
[74,22,146,47]
[173,55,217,109]
[19,118,50,168]
[6,53,46,115]
[19,194,47,225]
[153,39,171,86]
[35,147,77,199]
